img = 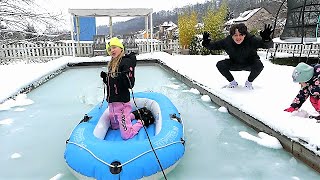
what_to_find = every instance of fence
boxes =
[0,40,319,64]
[0,41,93,64]
[137,40,180,54]
[0,40,180,63]
[270,42,320,58]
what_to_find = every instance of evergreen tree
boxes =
[189,36,204,55]
[189,36,198,55]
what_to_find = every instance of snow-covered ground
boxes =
[1,52,320,154]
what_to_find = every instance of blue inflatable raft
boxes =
[64,92,185,180]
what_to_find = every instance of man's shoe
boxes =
[245,80,254,90]
[226,80,238,88]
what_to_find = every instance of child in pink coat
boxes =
[284,62,320,118]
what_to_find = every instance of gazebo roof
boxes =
[68,8,153,17]
[68,8,155,56]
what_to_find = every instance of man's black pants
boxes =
[216,59,264,82]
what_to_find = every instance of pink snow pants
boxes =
[108,102,143,140]
[310,96,320,112]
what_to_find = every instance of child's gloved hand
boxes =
[141,115,154,127]
[284,107,295,113]
[133,107,155,127]
[100,71,107,78]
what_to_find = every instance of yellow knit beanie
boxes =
[106,37,124,55]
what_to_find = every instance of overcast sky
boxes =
[37,0,208,27]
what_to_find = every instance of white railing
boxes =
[0,40,180,62]
[0,42,93,63]
[136,39,180,54]
[260,42,320,58]
[273,43,320,57]
[1,39,319,63]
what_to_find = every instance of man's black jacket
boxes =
[202,34,273,65]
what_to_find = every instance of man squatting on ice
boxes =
[100,37,154,140]
[202,23,274,90]
[284,62,320,120]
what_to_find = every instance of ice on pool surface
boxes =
[0,66,319,179]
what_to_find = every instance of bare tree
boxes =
[0,0,64,44]
[0,0,63,30]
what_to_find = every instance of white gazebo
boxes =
[68,8,154,56]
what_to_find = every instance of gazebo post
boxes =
[109,17,113,38]
[145,16,149,53]
[150,12,153,54]
[70,14,76,57]
[75,16,81,56]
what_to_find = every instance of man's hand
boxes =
[202,31,211,46]
[260,24,274,41]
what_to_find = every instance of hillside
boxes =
[96,0,285,36]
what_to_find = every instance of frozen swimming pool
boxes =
[0,65,319,179]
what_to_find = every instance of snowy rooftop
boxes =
[161,21,176,27]
[166,24,178,31]
[225,8,261,25]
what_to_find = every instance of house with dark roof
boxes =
[158,21,178,40]
[225,7,274,34]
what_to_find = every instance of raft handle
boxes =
[170,113,181,123]
[110,161,122,174]
[181,138,185,146]
[79,114,92,124]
